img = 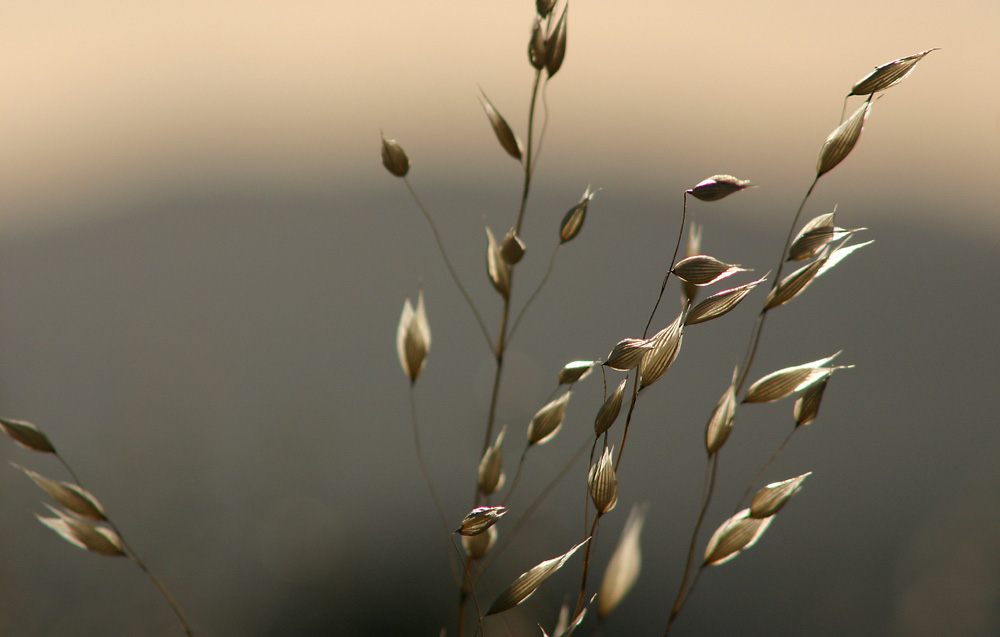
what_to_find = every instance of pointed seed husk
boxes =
[639,311,685,389]
[789,210,837,261]
[529,17,547,70]
[17,465,107,521]
[457,505,508,536]
[850,48,939,96]
[817,100,873,177]
[703,508,774,566]
[396,291,431,382]
[604,338,650,371]
[558,360,596,385]
[0,418,56,453]
[816,240,874,278]
[705,368,739,455]
[527,392,571,445]
[764,258,825,310]
[37,505,125,557]
[750,472,812,518]
[544,5,568,77]
[743,352,841,403]
[462,524,498,560]
[380,132,410,177]
[486,538,589,615]
[501,228,526,264]
[686,275,767,326]
[479,90,523,160]
[559,185,596,244]
[588,447,618,515]
[794,376,829,426]
[687,175,754,202]
[598,503,648,619]
[486,226,511,298]
[682,223,703,304]
[478,427,506,496]
[595,378,627,435]
[672,255,748,286]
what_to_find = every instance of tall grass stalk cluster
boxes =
[0,3,935,636]
[382,3,936,636]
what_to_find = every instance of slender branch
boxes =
[403,178,492,348]
[665,453,718,635]
[644,192,689,339]
[572,514,602,618]
[55,454,195,636]
[508,244,560,343]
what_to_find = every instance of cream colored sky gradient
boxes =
[2,1,997,235]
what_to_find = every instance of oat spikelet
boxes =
[743,352,841,403]
[529,17,547,70]
[0,418,56,453]
[557,360,595,385]
[544,4,568,78]
[639,310,685,389]
[598,503,649,619]
[672,255,749,286]
[682,223,703,304]
[37,505,125,557]
[794,376,829,426]
[478,427,506,496]
[595,378,627,435]
[559,185,597,244]
[456,506,507,536]
[817,100,873,177]
[850,48,938,96]
[501,228,526,264]
[687,175,754,202]
[703,509,774,566]
[486,538,589,615]
[16,465,107,521]
[527,392,571,445]
[604,338,651,372]
[380,131,410,177]
[479,90,523,161]
[588,447,618,514]
[750,472,812,518]
[462,525,498,560]
[485,226,511,298]
[396,291,431,382]
[686,275,767,326]
[705,367,739,454]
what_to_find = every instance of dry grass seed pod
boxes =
[672,255,748,286]
[558,360,595,385]
[598,503,649,619]
[743,352,841,403]
[544,5,568,77]
[396,291,431,382]
[588,446,618,514]
[594,378,627,435]
[817,100,872,177]
[500,228,526,264]
[702,508,774,566]
[529,17,547,70]
[764,258,825,310]
[380,132,410,177]
[686,275,767,326]
[485,226,511,298]
[0,418,56,453]
[750,472,812,518]
[479,90,524,161]
[478,426,506,496]
[705,368,739,454]
[37,505,125,557]
[639,310,685,389]
[486,538,589,615]
[682,223,703,304]
[604,338,651,371]
[462,524,497,560]
[850,48,938,96]
[794,376,829,426]
[457,505,508,536]
[687,175,754,202]
[17,466,107,521]
[559,185,596,243]
[527,392,571,445]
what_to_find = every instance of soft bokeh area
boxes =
[1,2,998,635]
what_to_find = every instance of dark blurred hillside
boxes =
[0,180,996,635]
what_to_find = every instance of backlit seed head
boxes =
[478,427,506,496]
[529,17,547,70]
[544,5,568,77]
[687,175,754,202]
[594,378,627,436]
[380,131,410,177]
[396,291,431,382]
[588,447,618,515]
[462,524,498,560]
[457,506,508,536]
[560,185,597,244]
[536,0,556,18]
[500,228,526,264]
[557,360,595,385]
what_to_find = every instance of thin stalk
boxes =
[404,178,492,348]
[572,514,602,618]
[508,244,560,343]
[736,175,820,394]
[665,453,718,636]
[734,428,796,513]
[455,540,484,637]
[644,192,689,339]
[55,454,195,637]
